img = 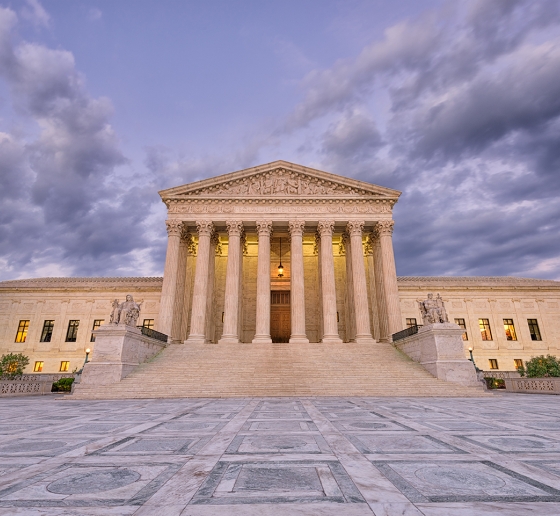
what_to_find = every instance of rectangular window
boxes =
[406,318,417,328]
[33,361,44,372]
[65,320,80,342]
[15,320,30,343]
[40,320,55,342]
[527,319,542,341]
[142,319,155,329]
[90,319,104,342]
[454,318,468,341]
[478,318,492,341]
[489,359,499,370]
[514,359,523,369]
[60,361,69,372]
[503,319,517,341]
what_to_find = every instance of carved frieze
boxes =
[182,168,372,197]
[166,199,394,215]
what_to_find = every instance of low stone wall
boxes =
[0,376,72,397]
[504,377,560,395]
[394,323,481,388]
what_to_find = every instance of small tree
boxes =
[517,355,560,378]
[0,353,30,379]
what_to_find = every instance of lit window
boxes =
[15,320,30,343]
[65,320,80,342]
[90,319,104,342]
[142,319,155,329]
[33,361,44,372]
[527,319,542,341]
[40,320,55,342]
[406,318,417,328]
[489,359,499,370]
[60,361,69,372]
[478,319,492,341]
[503,319,517,341]
[514,359,523,369]
[455,318,468,341]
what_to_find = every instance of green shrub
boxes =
[51,377,75,392]
[484,377,505,389]
[517,355,560,378]
[0,353,30,379]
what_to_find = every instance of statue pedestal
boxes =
[74,324,167,389]
[393,323,480,388]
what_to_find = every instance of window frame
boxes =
[15,320,30,343]
[514,359,523,369]
[527,319,542,341]
[478,318,493,341]
[142,319,155,330]
[33,361,44,372]
[65,320,80,343]
[40,320,55,343]
[454,318,468,341]
[406,318,417,328]
[488,358,499,370]
[503,318,517,341]
[59,361,70,372]
[90,319,104,342]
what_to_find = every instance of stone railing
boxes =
[504,377,560,395]
[0,373,77,397]
[478,371,521,380]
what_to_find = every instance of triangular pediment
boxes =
[159,160,400,200]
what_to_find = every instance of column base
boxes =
[185,335,206,344]
[252,336,272,344]
[218,336,239,345]
[321,336,343,344]
[289,336,310,344]
[354,335,376,345]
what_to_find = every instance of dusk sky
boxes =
[1,0,560,281]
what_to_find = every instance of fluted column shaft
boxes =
[376,220,403,338]
[219,221,243,344]
[289,221,309,344]
[342,232,356,342]
[157,220,183,340]
[187,220,214,343]
[317,221,342,344]
[252,220,273,344]
[347,221,374,343]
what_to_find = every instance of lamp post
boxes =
[468,346,480,372]
[77,348,91,375]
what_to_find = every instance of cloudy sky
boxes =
[1,0,559,281]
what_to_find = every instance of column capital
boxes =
[288,220,305,236]
[196,220,215,236]
[374,220,394,237]
[165,219,184,237]
[226,220,244,236]
[317,220,335,236]
[346,220,365,236]
[256,220,273,237]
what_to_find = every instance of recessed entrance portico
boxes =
[156,161,404,345]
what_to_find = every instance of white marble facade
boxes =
[0,161,559,373]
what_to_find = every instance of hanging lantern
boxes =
[277,237,284,277]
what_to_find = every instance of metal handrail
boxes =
[392,324,422,342]
[137,326,168,343]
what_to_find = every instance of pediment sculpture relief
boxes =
[185,169,369,197]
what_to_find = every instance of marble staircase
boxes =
[71,341,487,399]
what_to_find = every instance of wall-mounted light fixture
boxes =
[277,238,284,277]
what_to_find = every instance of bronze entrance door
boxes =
[270,291,290,343]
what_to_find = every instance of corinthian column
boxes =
[289,220,309,344]
[157,220,184,340]
[346,221,374,344]
[219,221,243,344]
[317,220,342,344]
[252,220,273,344]
[375,220,403,339]
[186,220,214,344]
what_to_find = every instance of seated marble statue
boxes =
[418,293,449,325]
[109,295,141,327]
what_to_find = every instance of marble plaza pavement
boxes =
[1,394,560,515]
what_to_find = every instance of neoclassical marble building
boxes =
[0,161,559,373]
